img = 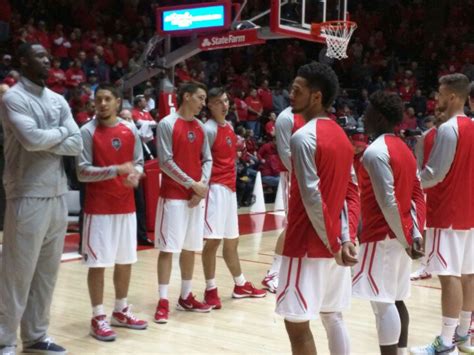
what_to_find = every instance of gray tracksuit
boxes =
[0,77,82,347]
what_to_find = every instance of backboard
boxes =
[270,0,349,43]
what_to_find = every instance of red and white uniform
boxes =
[352,134,426,303]
[77,118,144,267]
[155,111,212,252]
[204,119,239,239]
[276,118,359,321]
[131,108,154,124]
[421,115,474,276]
[274,106,305,212]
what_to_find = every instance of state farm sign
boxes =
[199,29,265,51]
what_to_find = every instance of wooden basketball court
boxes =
[43,209,444,354]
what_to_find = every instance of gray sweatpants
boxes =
[0,196,67,347]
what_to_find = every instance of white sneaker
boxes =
[410,267,432,281]
[261,271,279,293]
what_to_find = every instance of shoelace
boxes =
[122,305,139,322]
[97,318,112,331]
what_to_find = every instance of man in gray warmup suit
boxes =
[0,43,83,355]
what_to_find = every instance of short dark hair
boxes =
[439,73,470,100]
[297,62,339,109]
[95,83,121,99]
[469,82,474,99]
[207,87,226,102]
[369,91,404,125]
[177,81,207,107]
[16,42,41,62]
[133,94,145,106]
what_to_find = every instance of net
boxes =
[312,21,357,60]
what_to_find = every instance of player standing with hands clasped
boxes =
[275,62,360,355]
[77,84,148,342]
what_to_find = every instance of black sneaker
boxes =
[23,338,66,354]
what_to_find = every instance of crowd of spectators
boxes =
[1,0,473,205]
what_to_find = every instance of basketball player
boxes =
[261,106,305,293]
[411,74,473,354]
[410,107,445,282]
[154,82,213,324]
[0,43,82,354]
[352,91,426,355]
[201,87,266,309]
[275,62,359,355]
[77,84,148,341]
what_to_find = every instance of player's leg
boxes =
[262,230,284,293]
[202,239,222,308]
[110,213,146,330]
[154,199,187,322]
[371,301,401,355]
[20,197,67,354]
[395,301,409,354]
[320,312,350,355]
[177,201,211,313]
[285,320,316,355]
[439,276,463,346]
[456,274,474,352]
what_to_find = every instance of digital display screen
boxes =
[162,5,226,32]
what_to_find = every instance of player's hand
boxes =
[123,171,143,188]
[333,249,345,266]
[341,241,358,266]
[191,180,208,198]
[188,194,202,208]
[406,237,424,260]
[116,162,135,176]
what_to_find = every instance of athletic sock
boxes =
[158,284,169,300]
[397,348,408,355]
[92,304,105,317]
[181,279,192,299]
[206,278,217,291]
[440,316,458,346]
[114,298,127,312]
[233,274,246,286]
[458,311,472,337]
[269,255,282,275]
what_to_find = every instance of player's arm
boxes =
[413,133,425,170]
[131,124,144,174]
[411,170,426,240]
[341,166,360,243]
[156,119,195,188]
[76,125,120,182]
[291,131,339,254]
[420,123,457,189]
[275,110,293,171]
[2,92,69,151]
[47,96,83,156]
[200,124,213,185]
[363,148,412,248]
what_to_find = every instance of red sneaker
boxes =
[90,315,117,342]
[233,281,267,298]
[154,299,169,324]
[261,272,279,293]
[177,293,212,312]
[111,305,148,330]
[204,288,222,310]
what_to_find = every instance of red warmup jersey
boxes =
[157,112,212,200]
[358,135,425,246]
[205,119,237,191]
[77,119,144,215]
[131,108,154,122]
[422,128,437,168]
[422,116,474,229]
[284,118,359,258]
[274,107,305,172]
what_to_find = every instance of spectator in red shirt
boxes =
[35,21,50,50]
[175,62,192,83]
[66,58,86,89]
[75,99,95,127]
[265,112,276,138]
[399,78,415,103]
[46,57,66,95]
[131,95,154,124]
[400,106,417,131]
[112,34,129,67]
[258,139,280,188]
[50,24,71,68]
[233,90,248,123]
[257,79,273,112]
[68,30,82,60]
[245,87,263,138]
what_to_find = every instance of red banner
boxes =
[158,92,177,120]
[199,29,265,51]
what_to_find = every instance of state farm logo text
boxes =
[202,34,246,47]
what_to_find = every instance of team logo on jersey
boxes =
[187,131,196,143]
[226,136,232,146]
[111,138,122,150]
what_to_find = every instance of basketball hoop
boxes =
[311,21,357,60]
